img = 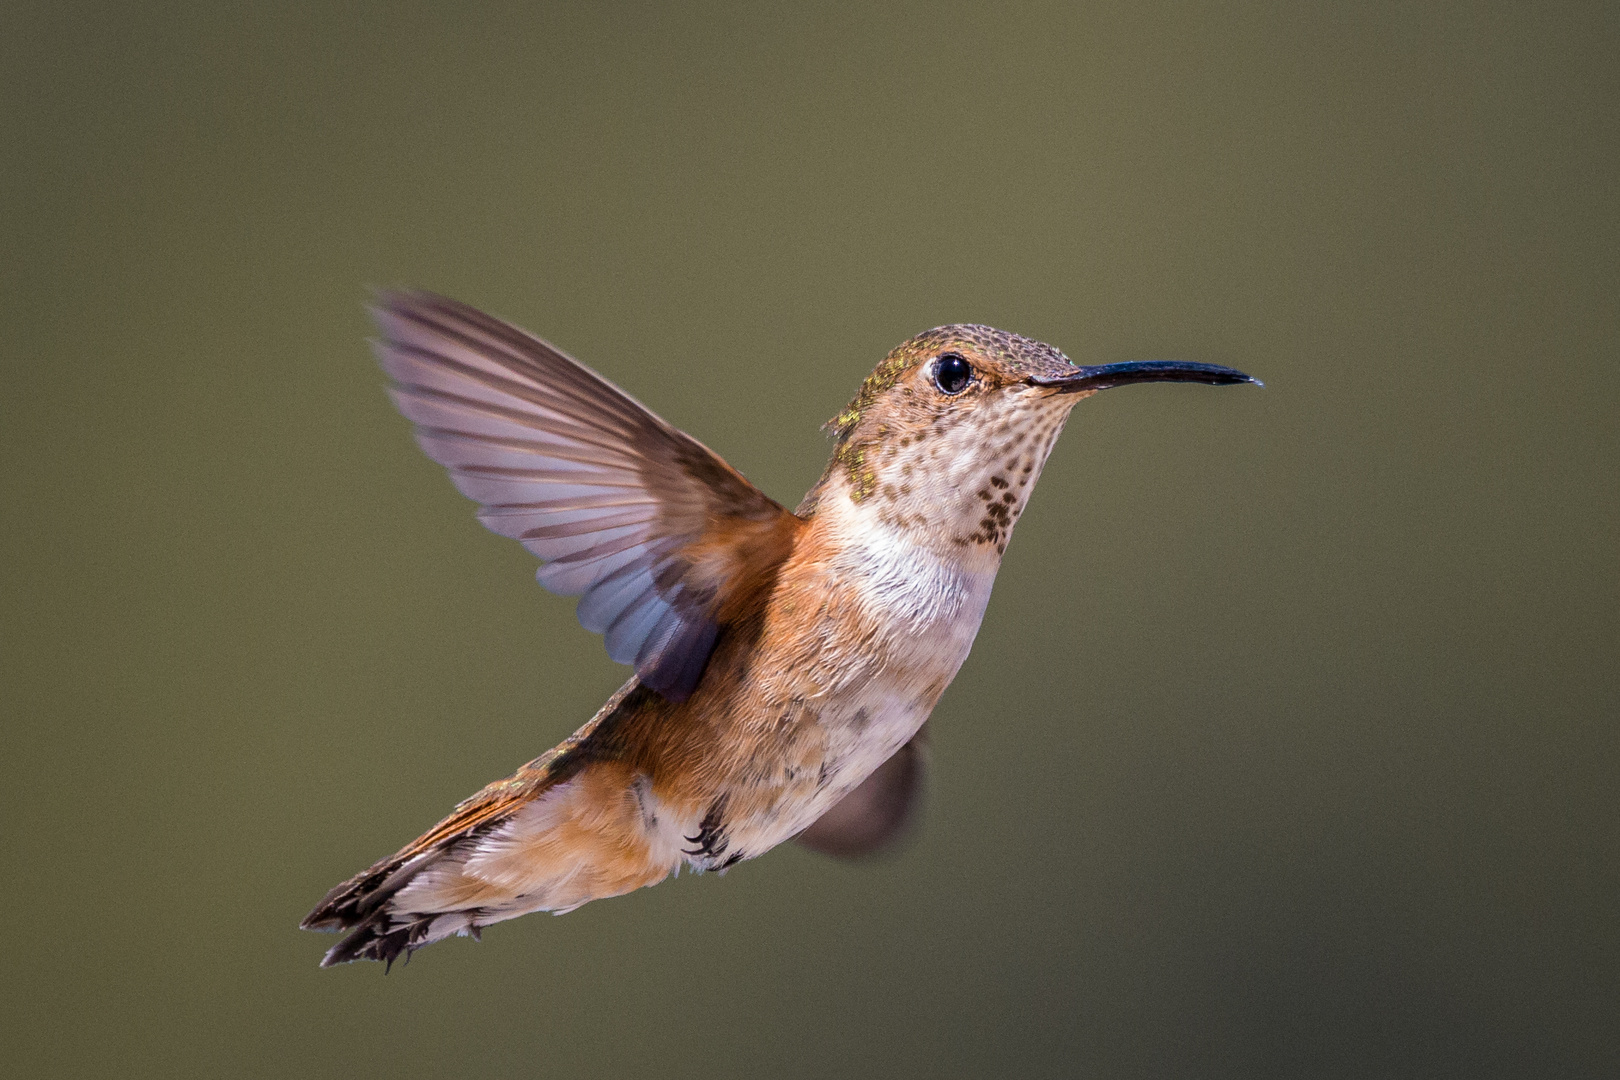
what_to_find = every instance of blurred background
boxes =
[3,2,1616,1077]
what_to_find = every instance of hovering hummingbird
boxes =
[303,292,1257,967]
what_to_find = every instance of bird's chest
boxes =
[820,531,996,748]
[724,519,1000,847]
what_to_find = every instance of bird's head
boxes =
[809,324,1257,556]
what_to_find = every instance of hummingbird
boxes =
[302,292,1257,967]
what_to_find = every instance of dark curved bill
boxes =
[1030,360,1261,393]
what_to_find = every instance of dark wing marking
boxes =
[796,726,928,858]
[373,291,800,699]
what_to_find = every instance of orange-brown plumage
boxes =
[302,293,1255,966]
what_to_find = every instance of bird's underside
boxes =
[303,291,1254,967]
[303,671,932,968]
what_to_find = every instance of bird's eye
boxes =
[933,353,973,395]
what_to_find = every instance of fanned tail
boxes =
[300,762,552,968]
[302,683,688,968]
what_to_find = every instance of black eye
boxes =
[933,353,973,395]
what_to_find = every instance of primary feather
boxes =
[372,292,794,699]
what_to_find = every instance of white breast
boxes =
[839,515,998,635]
[770,487,999,833]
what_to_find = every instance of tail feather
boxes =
[302,754,685,966]
[304,679,694,967]
[320,913,427,971]
[301,757,557,966]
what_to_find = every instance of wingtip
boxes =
[367,287,457,330]
[364,285,404,320]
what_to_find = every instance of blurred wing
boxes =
[796,726,928,857]
[373,291,801,700]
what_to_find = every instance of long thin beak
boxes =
[1030,360,1261,393]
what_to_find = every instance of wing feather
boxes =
[373,291,801,699]
[796,727,929,857]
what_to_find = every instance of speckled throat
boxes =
[802,324,1086,554]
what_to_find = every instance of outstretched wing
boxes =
[373,291,801,700]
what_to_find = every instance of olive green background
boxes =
[3,2,1616,1077]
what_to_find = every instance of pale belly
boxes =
[695,524,1002,864]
